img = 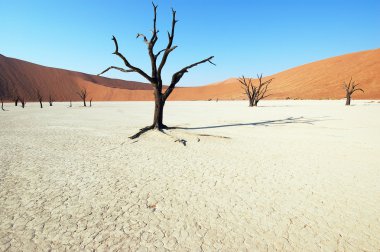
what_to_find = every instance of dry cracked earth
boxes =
[1,101,380,251]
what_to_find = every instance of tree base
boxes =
[129,124,169,139]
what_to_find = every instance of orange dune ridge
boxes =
[0,48,379,101]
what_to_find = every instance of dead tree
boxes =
[343,77,364,106]
[48,94,54,106]
[1,98,4,111]
[36,89,43,108]
[69,100,72,107]
[13,94,19,106]
[239,74,273,107]
[77,88,88,107]
[20,97,26,108]
[90,98,92,107]
[99,3,214,138]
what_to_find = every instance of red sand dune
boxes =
[0,54,153,101]
[0,48,379,101]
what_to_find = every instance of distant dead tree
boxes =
[69,100,72,107]
[48,94,54,106]
[20,97,26,108]
[239,74,274,107]
[98,3,214,138]
[1,98,4,111]
[77,88,88,107]
[36,89,43,108]
[13,94,19,106]
[89,98,93,107]
[343,77,364,106]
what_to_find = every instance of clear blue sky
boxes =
[1,0,379,86]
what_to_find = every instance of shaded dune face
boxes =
[0,55,154,101]
[0,48,379,101]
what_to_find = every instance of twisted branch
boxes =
[163,56,215,99]
[98,36,152,82]
[98,66,135,76]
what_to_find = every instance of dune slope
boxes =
[0,54,153,101]
[172,48,380,100]
[0,48,379,101]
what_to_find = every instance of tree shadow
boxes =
[171,116,327,130]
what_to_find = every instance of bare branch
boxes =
[258,81,271,100]
[145,3,160,79]
[150,2,158,45]
[98,66,135,76]
[136,33,149,44]
[262,93,272,99]
[344,77,353,91]
[352,88,364,94]
[238,76,252,98]
[77,88,88,106]
[155,48,166,60]
[163,56,214,99]
[157,8,178,78]
[76,89,87,99]
[111,36,152,82]
[36,89,42,101]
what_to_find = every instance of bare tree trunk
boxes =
[90,98,92,107]
[36,89,43,108]
[69,100,72,107]
[1,98,4,111]
[49,95,54,106]
[153,90,165,129]
[14,98,19,106]
[249,98,254,107]
[345,95,351,106]
[20,98,26,108]
[83,100,86,107]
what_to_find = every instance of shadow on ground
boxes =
[172,116,327,130]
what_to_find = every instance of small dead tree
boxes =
[13,94,19,106]
[69,100,72,107]
[99,3,214,138]
[239,74,273,107]
[89,98,93,107]
[77,88,88,107]
[36,89,43,108]
[1,98,5,111]
[48,94,54,106]
[343,77,364,106]
[20,97,26,108]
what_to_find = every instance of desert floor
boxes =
[1,100,379,251]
